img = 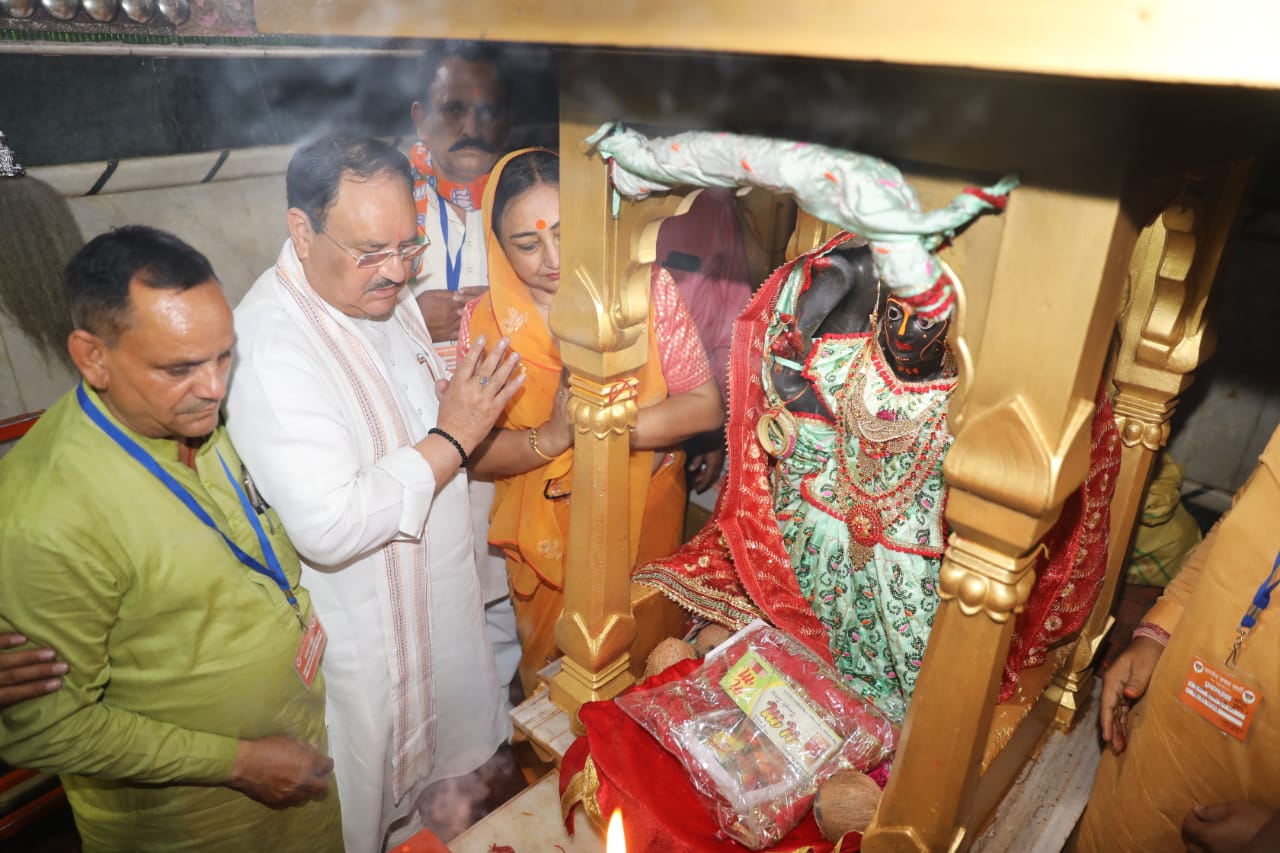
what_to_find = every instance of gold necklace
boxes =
[832,337,955,566]
[841,337,941,444]
[757,274,808,460]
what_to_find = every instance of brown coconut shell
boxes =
[691,624,732,657]
[812,770,883,841]
[644,637,696,679]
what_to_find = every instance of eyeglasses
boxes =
[318,229,429,271]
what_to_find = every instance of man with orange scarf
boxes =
[408,41,509,361]
[460,149,724,694]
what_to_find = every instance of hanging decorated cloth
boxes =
[585,122,1018,320]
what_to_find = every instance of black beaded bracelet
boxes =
[428,427,468,468]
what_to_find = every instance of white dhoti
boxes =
[305,481,508,851]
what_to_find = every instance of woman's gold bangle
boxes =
[529,426,556,461]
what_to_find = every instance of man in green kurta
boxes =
[0,226,343,852]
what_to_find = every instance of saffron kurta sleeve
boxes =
[1139,435,1275,635]
[1142,518,1217,635]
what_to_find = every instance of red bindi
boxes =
[535,219,547,230]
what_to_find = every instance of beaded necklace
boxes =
[833,334,956,568]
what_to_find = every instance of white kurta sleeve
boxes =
[226,313,439,568]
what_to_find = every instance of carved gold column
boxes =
[548,107,692,717]
[1047,162,1253,727]
[865,182,1131,853]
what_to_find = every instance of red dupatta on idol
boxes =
[634,230,1123,698]
[633,233,857,665]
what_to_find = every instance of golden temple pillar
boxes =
[1046,162,1253,727]
[864,183,1133,853]
[548,109,691,718]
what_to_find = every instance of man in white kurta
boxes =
[226,135,520,853]
[408,41,520,690]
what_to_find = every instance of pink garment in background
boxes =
[655,189,753,399]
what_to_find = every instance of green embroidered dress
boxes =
[765,275,956,709]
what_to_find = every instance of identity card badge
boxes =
[1177,652,1262,743]
[294,611,328,689]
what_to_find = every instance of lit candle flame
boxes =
[606,809,625,853]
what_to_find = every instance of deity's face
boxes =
[290,170,419,321]
[76,279,235,440]
[497,182,561,308]
[412,56,508,185]
[878,296,950,379]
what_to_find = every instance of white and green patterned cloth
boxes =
[765,266,955,710]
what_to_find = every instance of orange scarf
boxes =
[410,141,489,214]
[468,149,669,596]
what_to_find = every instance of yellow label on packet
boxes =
[1178,654,1261,743]
[720,650,841,774]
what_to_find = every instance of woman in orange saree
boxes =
[460,149,723,693]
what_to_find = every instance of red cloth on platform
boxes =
[395,827,450,853]
[561,659,859,853]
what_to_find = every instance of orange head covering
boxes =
[467,148,670,595]
[474,148,565,435]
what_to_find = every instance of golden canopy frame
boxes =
[256,3,1278,848]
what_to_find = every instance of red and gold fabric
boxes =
[635,230,1121,707]
[1000,387,1120,699]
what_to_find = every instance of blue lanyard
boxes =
[437,197,462,292]
[76,384,303,626]
[1227,547,1280,667]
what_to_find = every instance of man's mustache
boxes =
[450,137,497,154]
[364,276,403,294]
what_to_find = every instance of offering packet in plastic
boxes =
[616,620,898,849]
